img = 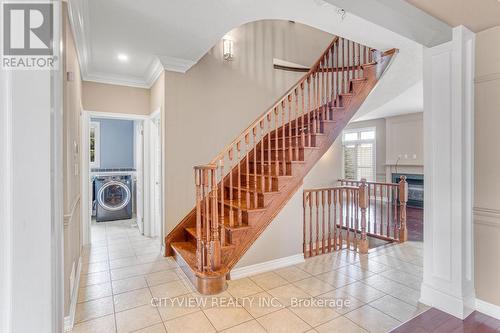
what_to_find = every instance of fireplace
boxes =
[392,173,424,208]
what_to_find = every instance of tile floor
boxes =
[72,220,427,333]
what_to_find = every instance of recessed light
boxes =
[117,53,128,62]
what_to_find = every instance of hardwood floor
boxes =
[391,308,500,333]
[407,207,423,242]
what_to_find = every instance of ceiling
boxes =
[406,0,500,33]
[68,0,427,120]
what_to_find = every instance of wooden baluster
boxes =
[294,89,299,161]
[266,114,272,191]
[312,73,317,135]
[339,188,344,249]
[357,42,361,78]
[331,45,335,108]
[219,160,225,247]
[327,189,332,252]
[309,191,313,257]
[316,68,321,132]
[274,107,280,178]
[321,190,326,253]
[347,39,350,92]
[307,77,312,144]
[337,39,341,106]
[346,187,350,249]
[209,167,221,270]
[399,176,408,242]
[333,188,337,250]
[253,126,259,208]
[287,95,293,163]
[281,100,286,169]
[303,192,307,257]
[341,38,345,94]
[236,141,242,225]
[373,184,377,235]
[258,122,264,195]
[203,169,211,271]
[386,185,390,237]
[194,168,203,271]
[315,191,320,255]
[300,83,306,148]
[321,55,325,120]
[326,51,330,116]
[359,179,368,253]
[245,134,250,209]
[393,186,398,239]
[228,149,234,227]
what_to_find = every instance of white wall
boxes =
[474,24,500,308]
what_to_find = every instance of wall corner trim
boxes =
[64,256,82,332]
[476,298,500,320]
[230,254,304,280]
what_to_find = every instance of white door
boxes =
[152,118,162,238]
[134,121,144,233]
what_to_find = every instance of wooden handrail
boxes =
[208,36,340,165]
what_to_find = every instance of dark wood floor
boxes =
[391,308,500,333]
[407,206,423,242]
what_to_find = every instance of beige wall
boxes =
[474,25,500,307]
[82,81,150,115]
[62,3,82,316]
[163,20,333,233]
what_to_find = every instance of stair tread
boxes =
[224,185,280,195]
[240,172,294,178]
[171,241,228,276]
[220,198,267,212]
[184,227,241,245]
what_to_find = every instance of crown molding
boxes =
[144,57,164,87]
[158,55,197,73]
[67,0,91,79]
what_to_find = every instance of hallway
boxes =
[73,220,427,333]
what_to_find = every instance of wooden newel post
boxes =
[358,178,369,254]
[398,175,408,242]
[209,166,221,270]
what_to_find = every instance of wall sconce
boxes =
[223,37,234,61]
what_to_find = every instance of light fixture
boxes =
[222,37,234,61]
[117,53,129,62]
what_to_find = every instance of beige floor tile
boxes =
[274,266,312,282]
[145,270,180,287]
[109,256,141,269]
[191,290,236,309]
[336,281,386,303]
[108,249,136,260]
[113,287,153,312]
[267,284,311,307]
[149,280,191,299]
[82,253,109,264]
[81,261,110,274]
[369,295,419,322]
[315,270,356,288]
[335,265,375,280]
[240,291,284,318]
[78,282,112,303]
[227,278,264,298]
[112,276,148,295]
[163,310,216,333]
[316,289,365,315]
[71,314,116,333]
[75,296,114,323]
[293,277,335,296]
[362,274,402,294]
[250,271,288,290]
[257,308,311,333]
[133,323,167,333]
[111,264,150,281]
[315,316,367,333]
[355,259,389,274]
[155,293,200,321]
[115,304,161,333]
[379,269,422,290]
[203,305,253,330]
[220,319,267,333]
[80,271,111,287]
[289,302,340,327]
[345,305,400,333]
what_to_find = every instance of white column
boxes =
[421,25,476,319]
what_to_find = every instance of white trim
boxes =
[230,254,305,280]
[80,111,91,246]
[63,257,82,332]
[85,110,151,120]
[158,55,196,73]
[64,196,81,227]
[341,127,377,181]
[476,298,500,320]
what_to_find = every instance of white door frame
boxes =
[80,111,150,245]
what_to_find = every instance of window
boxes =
[342,128,375,181]
[89,121,100,168]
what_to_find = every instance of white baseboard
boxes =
[64,256,82,332]
[476,298,500,320]
[230,254,305,280]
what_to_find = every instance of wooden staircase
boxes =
[165,36,397,294]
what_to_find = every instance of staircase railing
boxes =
[193,36,377,272]
[303,177,408,257]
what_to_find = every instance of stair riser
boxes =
[262,148,305,162]
[222,205,264,226]
[269,135,317,149]
[223,189,267,208]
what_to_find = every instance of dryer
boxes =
[95,175,132,222]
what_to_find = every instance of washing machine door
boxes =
[97,180,131,211]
